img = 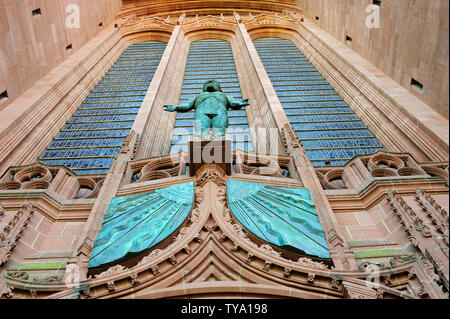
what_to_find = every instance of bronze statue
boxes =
[164,80,249,136]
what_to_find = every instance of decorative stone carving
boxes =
[95,265,127,279]
[150,266,160,276]
[8,271,29,281]
[234,150,291,178]
[415,189,449,245]
[130,151,187,184]
[219,233,228,242]
[0,163,104,199]
[259,244,282,258]
[130,273,140,286]
[343,281,377,299]
[194,165,226,187]
[193,233,203,243]
[331,277,341,289]
[107,281,116,292]
[168,255,178,265]
[4,286,14,299]
[138,249,162,266]
[296,257,329,270]
[421,257,440,283]
[307,273,316,284]
[80,287,91,299]
[29,290,37,299]
[281,124,302,154]
[389,255,416,267]
[283,268,292,278]
[0,203,34,266]
[182,245,191,255]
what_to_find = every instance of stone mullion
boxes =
[134,15,188,158]
[234,16,286,156]
[235,13,356,270]
[230,35,261,153]
[154,33,189,157]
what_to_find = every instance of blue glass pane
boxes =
[40,41,167,174]
[170,39,253,154]
[253,38,384,166]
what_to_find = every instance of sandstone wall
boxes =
[0,0,122,110]
[297,0,449,118]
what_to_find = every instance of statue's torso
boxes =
[194,92,228,117]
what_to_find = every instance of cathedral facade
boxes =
[0,0,448,299]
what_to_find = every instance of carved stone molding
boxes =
[194,165,226,187]
[0,203,34,266]
[3,167,417,299]
[343,281,377,299]
[0,163,105,200]
[386,190,449,297]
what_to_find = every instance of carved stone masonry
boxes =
[263,261,272,272]
[283,268,292,278]
[95,265,126,279]
[0,203,34,266]
[151,266,160,276]
[107,281,116,292]
[168,255,178,266]
[387,190,424,246]
[343,281,377,299]
[415,189,449,246]
[130,273,140,286]
[307,273,316,284]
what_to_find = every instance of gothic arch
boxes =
[245,23,447,162]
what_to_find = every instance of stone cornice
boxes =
[325,178,448,213]
[116,1,302,19]
[0,190,94,222]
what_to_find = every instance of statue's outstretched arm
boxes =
[164,97,196,113]
[227,96,250,110]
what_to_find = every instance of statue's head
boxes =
[203,80,222,93]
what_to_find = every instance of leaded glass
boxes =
[40,41,167,174]
[253,38,384,166]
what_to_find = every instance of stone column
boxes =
[135,14,188,159]
[233,12,356,270]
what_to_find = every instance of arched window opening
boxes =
[39,41,167,175]
[253,38,384,166]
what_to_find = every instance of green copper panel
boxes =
[89,181,194,268]
[226,180,330,259]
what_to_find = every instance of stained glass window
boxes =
[253,38,384,166]
[40,41,167,175]
[169,39,253,154]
